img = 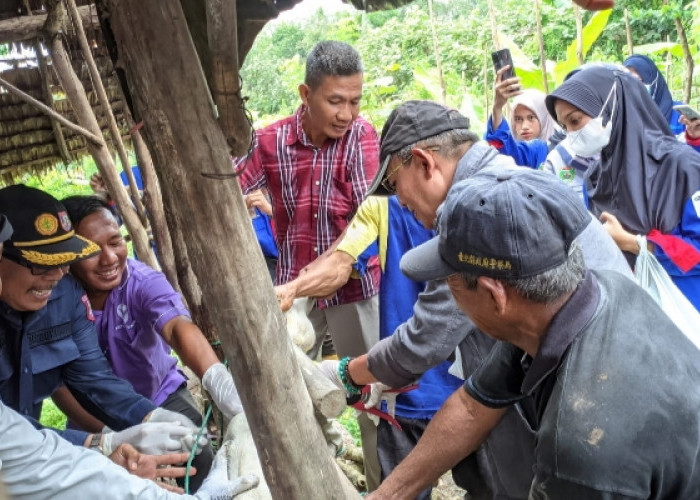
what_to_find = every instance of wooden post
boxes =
[534,0,548,93]
[205,0,252,157]
[64,0,149,228]
[44,1,156,269]
[93,2,356,497]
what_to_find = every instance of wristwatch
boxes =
[88,433,103,453]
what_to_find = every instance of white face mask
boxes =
[567,83,616,158]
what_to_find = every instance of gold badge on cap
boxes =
[35,213,59,236]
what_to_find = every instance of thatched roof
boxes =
[0,0,414,181]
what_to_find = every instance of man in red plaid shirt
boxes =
[238,40,382,489]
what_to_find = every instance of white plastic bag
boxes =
[635,236,700,349]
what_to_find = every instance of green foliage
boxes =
[239,0,700,130]
[40,398,67,430]
[14,156,99,201]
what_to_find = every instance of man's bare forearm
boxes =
[290,251,355,299]
[368,389,506,499]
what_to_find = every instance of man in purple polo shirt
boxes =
[52,195,243,492]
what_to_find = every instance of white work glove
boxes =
[143,408,208,453]
[193,442,259,499]
[100,422,207,456]
[318,360,344,391]
[365,383,396,416]
[145,407,198,428]
[202,362,244,421]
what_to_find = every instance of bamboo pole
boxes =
[624,8,634,57]
[674,17,693,104]
[44,1,156,269]
[130,128,179,289]
[64,0,149,228]
[0,75,103,145]
[574,5,584,65]
[534,0,548,93]
[34,42,73,164]
[427,0,446,104]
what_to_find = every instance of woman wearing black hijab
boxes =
[545,66,700,311]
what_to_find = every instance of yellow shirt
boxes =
[336,196,389,272]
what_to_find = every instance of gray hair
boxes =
[305,41,363,89]
[459,243,586,303]
[395,129,479,163]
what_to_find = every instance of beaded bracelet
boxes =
[338,356,363,395]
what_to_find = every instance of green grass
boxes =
[39,399,67,430]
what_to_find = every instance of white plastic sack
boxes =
[635,236,700,349]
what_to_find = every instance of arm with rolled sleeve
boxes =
[236,134,266,195]
[60,282,155,442]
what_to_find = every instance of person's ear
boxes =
[477,276,508,315]
[299,84,311,106]
[410,147,438,178]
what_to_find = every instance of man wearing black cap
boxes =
[325,100,633,498]
[0,185,207,471]
[369,166,700,499]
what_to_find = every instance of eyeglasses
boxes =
[380,145,442,194]
[2,252,69,276]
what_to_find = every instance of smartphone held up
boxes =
[492,48,516,80]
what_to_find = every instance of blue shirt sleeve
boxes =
[60,280,155,432]
[485,116,549,169]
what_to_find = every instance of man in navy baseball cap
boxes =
[372,166,700,498]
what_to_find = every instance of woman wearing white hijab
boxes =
[485,67,560,168]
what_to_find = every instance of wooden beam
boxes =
[0,5,96,45]
[0,74,104,145]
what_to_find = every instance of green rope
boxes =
[184,403,214,494]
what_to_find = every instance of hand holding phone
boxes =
[673,104,700,122]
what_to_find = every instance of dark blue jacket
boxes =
[0,275,155,445]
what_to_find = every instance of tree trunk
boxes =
[624,8,634,57]
[674,17,693,104]
[534,0,548,93]
[93,2,355,498]
[44,1,156,269]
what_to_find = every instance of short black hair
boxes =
[305,41,363,89]
[62,195,116,228]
